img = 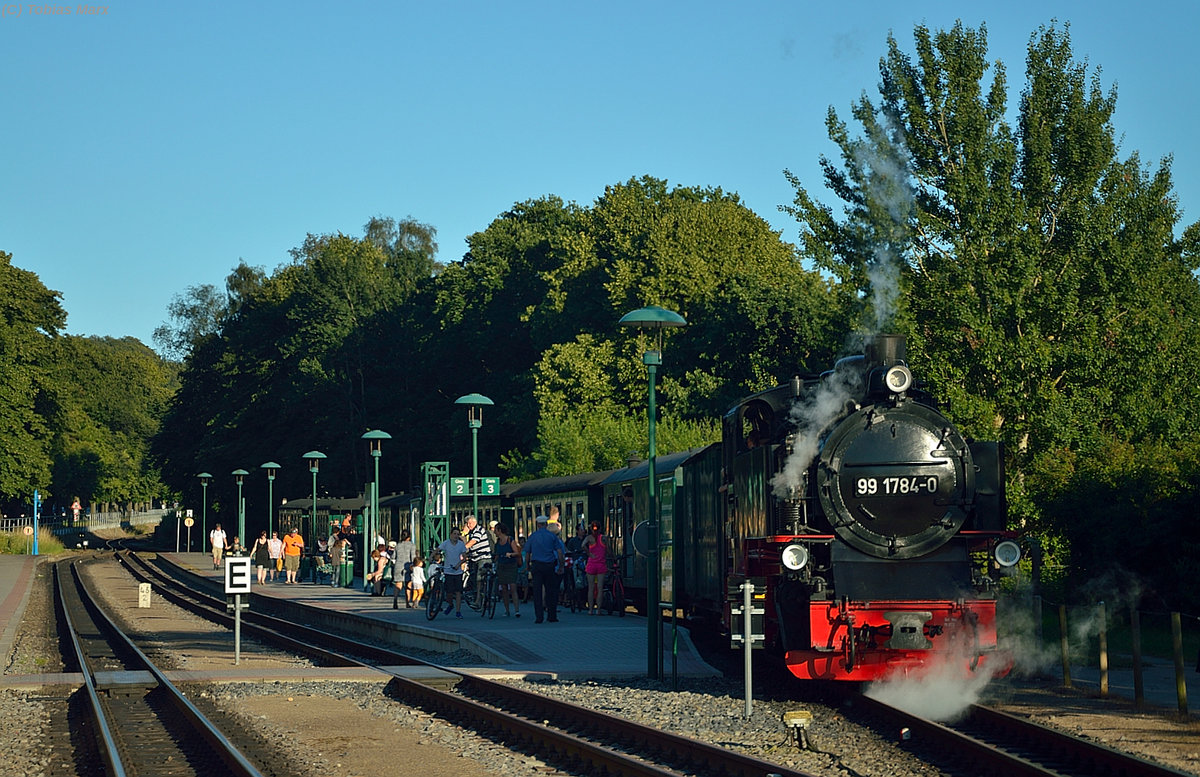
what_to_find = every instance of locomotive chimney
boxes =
[865,334,906,368]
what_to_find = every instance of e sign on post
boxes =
[225,557,252,594]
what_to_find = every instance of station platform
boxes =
[0,555,36,665]
[156,552,721,681]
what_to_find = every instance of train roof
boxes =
[600,445,716,485]
[500,468,618,498]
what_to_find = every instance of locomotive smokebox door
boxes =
[817,401,975,560]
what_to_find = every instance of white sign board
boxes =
[138,582,152,608]
[224,557,253,594]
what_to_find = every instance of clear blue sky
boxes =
[4,1,1196,349]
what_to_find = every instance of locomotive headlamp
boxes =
[994,540,1022,567]
[781,544,809,571]
[884,365,913,393]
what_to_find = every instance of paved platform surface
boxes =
[0,555,36,665]
[158,552,720,681]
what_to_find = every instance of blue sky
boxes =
[4,1,1196,349]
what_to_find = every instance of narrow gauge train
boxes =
[466,334,1017,681]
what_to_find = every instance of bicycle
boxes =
[424,565,445,621]
[479,563,497,619]
[601,555,626,617]
[462,561,498,619]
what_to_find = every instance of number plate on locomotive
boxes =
[853,476,939,496]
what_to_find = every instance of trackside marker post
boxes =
[729,579,764,717]
[224,557,252,664]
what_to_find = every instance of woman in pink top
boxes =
[582,522,607,615]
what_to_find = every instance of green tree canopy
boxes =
[0,250,65,500]
[47,335,177,509]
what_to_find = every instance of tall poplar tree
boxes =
[784,22,1200,592]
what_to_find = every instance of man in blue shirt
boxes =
[522,514,566,623]
[438,527,468,619]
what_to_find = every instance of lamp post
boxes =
[454,394,494,525]
[261,462,281,536]
[619,304,687,680]
[361,430,391,584]
[198,472,211,552]
[302,450,326,541]
[232,469,249,550]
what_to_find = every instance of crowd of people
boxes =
[206,509,612,624]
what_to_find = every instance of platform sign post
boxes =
[224,556,252,664]
[184,514,194,552]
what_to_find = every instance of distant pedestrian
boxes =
[409,556,426,607]
[366,544,389,596]
[392,530,417,607]
[583,522,607,615]
[267,531,283,582]
[523,514,565,623]
[463,515,492,604]
[493,523,521,617]
[209,523,227,568]
[438,527,468,619]
[329,537,346,587]
[252,530,271,584]
[282,528,304,583]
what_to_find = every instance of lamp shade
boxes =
[455,393,494,407]
[618,305,687,329]
[361,430,392,441]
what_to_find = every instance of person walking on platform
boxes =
[438,527,468,619]
[392,529,417,607]
[523,514,565,623]
[267,531,283,582]
[408,556,426,607]
[583,521,607,615]
[463,515,492,604]
[493,523,522,617]
[282,527,304,584]
[209,523,227,568]
[252,530,271,584]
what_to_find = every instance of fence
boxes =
[0,509,168,537]
[1030,595,1199,715]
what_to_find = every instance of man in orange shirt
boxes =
[282,528,305,584]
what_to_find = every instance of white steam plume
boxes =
[852,114,914,334]
[770,361,861,499]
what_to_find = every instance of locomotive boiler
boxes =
[722,334,1019,681]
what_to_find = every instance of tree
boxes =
[0,251,64,501]
[47,336,177,511]
[784,21,1200,600]
[428,177,846,477]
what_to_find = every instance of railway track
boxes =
[107,549,1196,777]
[54,558,265,777]
[856,693,1196,777]
[117,549,821,777]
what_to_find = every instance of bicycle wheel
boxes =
[482,575,497,619]
[425,579,443,620]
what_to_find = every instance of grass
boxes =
[0,529,66,555]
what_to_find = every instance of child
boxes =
[409,556,427,607]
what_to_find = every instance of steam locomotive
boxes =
[723,334,1018,681]
[453,334,1019,681]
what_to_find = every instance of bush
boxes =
[0,529,65,555]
